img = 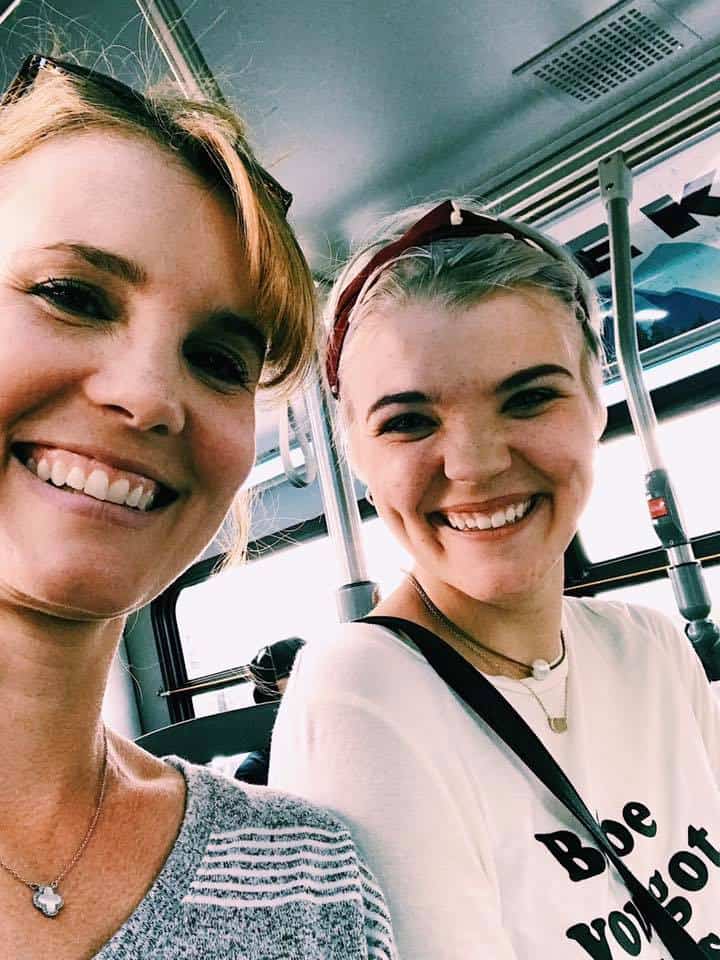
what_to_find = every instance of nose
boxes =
[442,416,512,483]
[83,332,187,436]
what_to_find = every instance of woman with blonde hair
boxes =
[0,53,395,959]
[271,198,720,958]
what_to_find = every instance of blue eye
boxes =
[31,278,111,320]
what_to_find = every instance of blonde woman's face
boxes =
[0,131,262,618]
[343,288,606,603]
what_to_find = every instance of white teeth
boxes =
[107,478,130,504]
[445,498,534,531]
[125,486,144,508]
[84,469,109,501]
[51,460,69,487]
[66,466,86,490]
[491,510,506,528]
[22,449,162,512]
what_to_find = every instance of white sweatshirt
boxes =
[269,597,720,959]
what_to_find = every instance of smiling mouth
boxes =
[435,495,541,531]
[11,443,178,512]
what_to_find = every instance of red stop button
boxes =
[648,497,669,519]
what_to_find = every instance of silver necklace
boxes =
[407,574,564,681]
[0,727,109,917]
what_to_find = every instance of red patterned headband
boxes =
[326,199,584,398]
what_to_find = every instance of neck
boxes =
[383,566,564,676]
[0,601,123,816]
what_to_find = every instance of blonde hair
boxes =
[327,197,604,407]
[0,60,317,561]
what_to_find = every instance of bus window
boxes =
[581,399,720,561]
[172,517,410,717]
[540,126,720,368]
[176,534,338,715]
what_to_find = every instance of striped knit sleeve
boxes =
[359,860,398,960]
[182,823,366,911]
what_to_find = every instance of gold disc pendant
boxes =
[548,717,568,734]
[32,885,64,917]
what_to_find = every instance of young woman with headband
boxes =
[270,198,720,957]
[0,53,396,959]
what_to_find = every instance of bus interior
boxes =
[2,0,720,767]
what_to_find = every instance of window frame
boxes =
[152,505,374,723]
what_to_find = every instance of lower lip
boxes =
[14,455,163,530]
[435,497,542,540]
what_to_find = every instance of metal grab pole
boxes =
[304,365,379,622]
[135,0,226,102]
[599,152,720,679]
[0,1,22,28]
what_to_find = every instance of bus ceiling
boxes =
[0,0,719,272]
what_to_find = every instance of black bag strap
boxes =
[363,615,705,959]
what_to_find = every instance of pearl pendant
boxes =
[531,659,551,681]
[32,884,64,917]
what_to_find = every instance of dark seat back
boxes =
[135,701,280,764]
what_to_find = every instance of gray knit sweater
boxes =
[95,757,396,959]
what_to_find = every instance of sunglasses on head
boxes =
[1,53,294,217]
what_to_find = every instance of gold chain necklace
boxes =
[523,677,569,734]
[0,727,109,917]
[407,575,569,732]
[407,574,564,680]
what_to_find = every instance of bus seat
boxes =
[135,701,279,765]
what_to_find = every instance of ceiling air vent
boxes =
[513,0,703,104]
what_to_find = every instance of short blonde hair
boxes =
[0,59,317,562]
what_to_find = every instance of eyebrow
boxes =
[365,365,573,422]
[43,242,148,285]
[496,363,574,392]
[366,390,435,422]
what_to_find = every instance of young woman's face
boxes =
[343,288,606,603]
[0,132,262,618]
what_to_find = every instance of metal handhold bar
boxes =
[0,1,22,28]
[304,364,379,622]
[599,151,720,679]
[279,397,318,488]
[135,0,226,102]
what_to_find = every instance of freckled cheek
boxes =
[365,448,432,520]
[531,431,596,508]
